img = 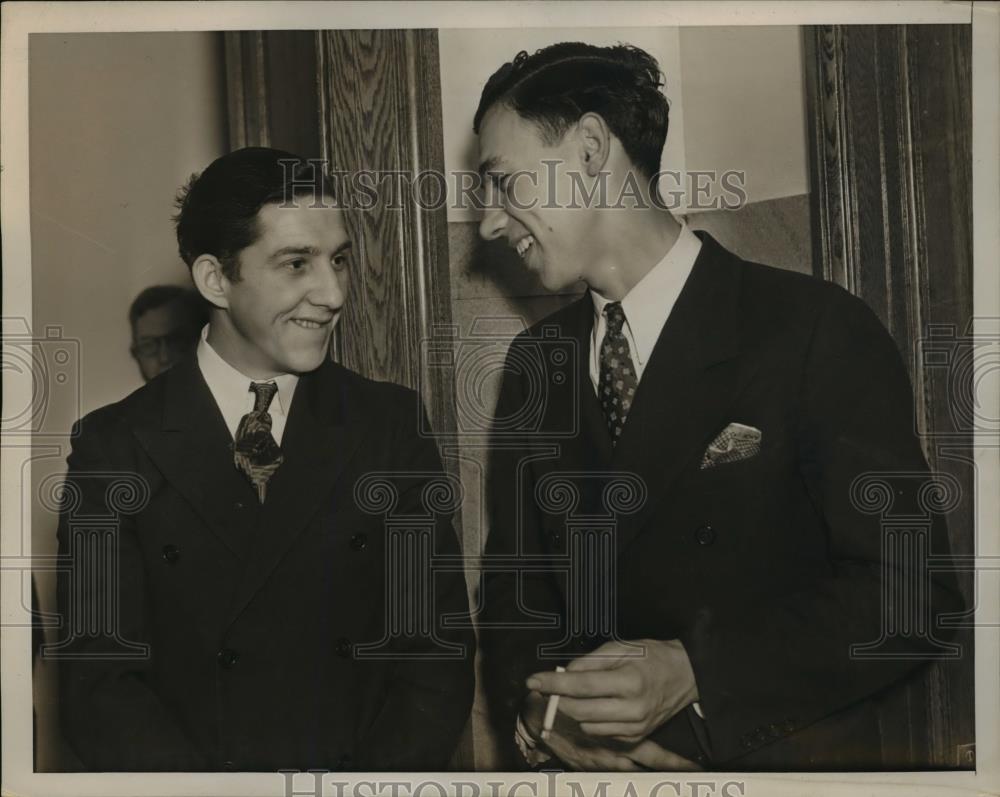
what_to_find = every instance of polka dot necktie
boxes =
[233,381,284,503]
[599,302,638,445]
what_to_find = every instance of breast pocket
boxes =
[677,438,790,497]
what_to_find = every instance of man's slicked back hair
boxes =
[473,42,670,179]
[174,147,335,281]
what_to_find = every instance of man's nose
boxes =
[479,205,508,241]
[311,263,346,309]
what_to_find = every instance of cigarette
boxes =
[539,665,566,741]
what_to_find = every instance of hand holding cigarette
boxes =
[539,665,565,741]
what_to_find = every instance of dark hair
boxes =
[173,147,335,280]
[473,42,669,179]
[128,285,209,330]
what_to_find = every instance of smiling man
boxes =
[475,43,963,771]
[55,147,474,771]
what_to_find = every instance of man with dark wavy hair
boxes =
[476,42,962,771]
[56,147,474,772]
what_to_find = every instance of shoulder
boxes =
[71,375,163,442]
[725,249,884,343]
[505,295,589,360]
[312,358,422,417]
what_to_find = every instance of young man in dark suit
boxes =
[55,147,474,771]
[474,43,963,771]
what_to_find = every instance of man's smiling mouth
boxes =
[290,317,333,330]
[515,234,535,258]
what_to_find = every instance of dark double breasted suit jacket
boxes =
[56,356,474,771]
[481,232,964,769]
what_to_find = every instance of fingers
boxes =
[545,732,643,772]
[558,697,641,723]
[527,666,633,698]
[578,721,648,743]
[625,740,703,772]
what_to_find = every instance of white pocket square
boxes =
[700,423,763,469]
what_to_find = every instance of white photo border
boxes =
[2,2,996,796]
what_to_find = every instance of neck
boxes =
[584,207,682,301]
[206,313,283,380]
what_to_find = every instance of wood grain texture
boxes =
[317,29,459,452]
[804,23,974,768]
[223,32,270,149]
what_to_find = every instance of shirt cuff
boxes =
[515,714,552,766]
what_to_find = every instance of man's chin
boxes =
[281,348,330,375]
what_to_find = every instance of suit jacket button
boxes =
[695,525,716,545]
[350,533,367,551]
[234,501,244,511]
[335,637,353,658]
[217,648,239,669]
[162,545,180,564]
[223,760,236,771]
[549,531,562,547]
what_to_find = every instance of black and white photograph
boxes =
[1,2,998,796]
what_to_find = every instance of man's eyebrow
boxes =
[478,156,504,179]
[334,240,353,254]
[270,245,321,259]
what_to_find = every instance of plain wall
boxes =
[29,31,228,770]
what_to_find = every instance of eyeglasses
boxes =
[131,332,196,359]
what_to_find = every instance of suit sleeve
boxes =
[678,286,966,763]
[479,339,569,768]
[358,391,476,771]
[56,414,208,771]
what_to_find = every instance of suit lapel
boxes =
[531,296,612,488]
[226,361,369,624]
[131,357,256,559]
[610,233,749,555]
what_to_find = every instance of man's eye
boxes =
[285,258,307,270]
[332,254,350,270]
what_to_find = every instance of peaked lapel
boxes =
[610,232,751,555]
[131,357,257,560]
[226,360,370,625]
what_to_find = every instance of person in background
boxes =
[129,285,208,382]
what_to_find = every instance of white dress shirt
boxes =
[588,222,702,393]
[195,325,299,445]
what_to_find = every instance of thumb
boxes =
[566,640,637,672]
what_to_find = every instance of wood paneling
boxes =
[317,31,457,434]
[805,24,974,768]
[223,31,321,158]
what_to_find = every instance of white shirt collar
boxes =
[589,221,702,369]
[195,324,299,442]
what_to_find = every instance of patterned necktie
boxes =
[598,302,639,444]
[233,381,283,503]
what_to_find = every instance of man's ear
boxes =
[191,254,231,310]
[577,112,611,177]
